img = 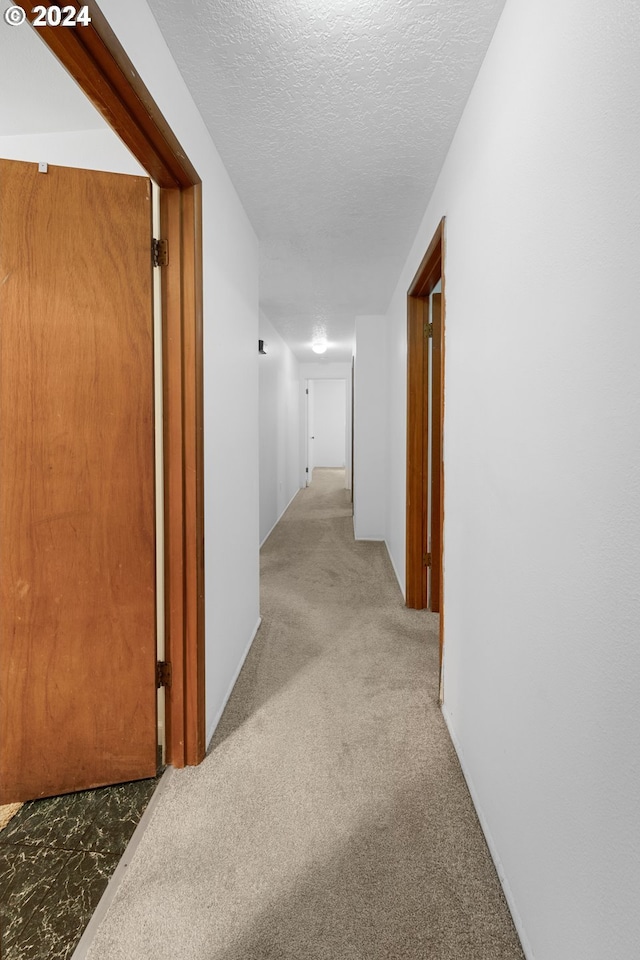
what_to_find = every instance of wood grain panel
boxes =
[181,185,205,766]
[160,184,205,768]
[406,295,428,608]
[20,0,209,768]
[15,0,198,189]
[430,293,443,614]
[406,218,445,616]
[438,273,446,695]
[160,187,185,767]
[0,159,157,801]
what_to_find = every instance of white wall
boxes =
[0,129,144,176]
[298,362,352,490]
[100,0,260,745]
[309,379,346,468]
[353,315,388,542]
[384,1,640,958]
[259,312,301,545]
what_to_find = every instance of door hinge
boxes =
[306,388,309,394]
[156,661,172,688]
[424,322,433,339]
[423,552,432,567]
[152,238,169,267]
[305,467,309,473]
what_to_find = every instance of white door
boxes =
[309,380,346,468]
[306,380,315,484]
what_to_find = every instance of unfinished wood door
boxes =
[0,159,157,802]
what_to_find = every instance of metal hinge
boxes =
[152,238,169,267]
[305,467,309,473]
[156,661,172,688]
[424,322,433,339]
[423,552,432,567]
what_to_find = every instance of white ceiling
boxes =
[147,0,507,362]
[0,0,507,362]
[0,0,106,134]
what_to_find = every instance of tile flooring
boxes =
[0,776,161,960]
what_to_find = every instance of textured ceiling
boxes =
[0,0,106,134]
[147,0,507,361]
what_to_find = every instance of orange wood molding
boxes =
[17,0,206,766]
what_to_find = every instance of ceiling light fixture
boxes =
[311,340,328,355]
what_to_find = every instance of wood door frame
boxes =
[351,357,355,503]
[406,218,445,689]
[15,0,206,767]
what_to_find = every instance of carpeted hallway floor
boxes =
[85,468,524,960]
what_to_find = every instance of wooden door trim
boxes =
[406,218,445,691]
[17,0,206,766]
[406,294,429,609]
[430,292,443,615]
[351,357,355,503]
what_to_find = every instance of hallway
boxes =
[84,469,522,959]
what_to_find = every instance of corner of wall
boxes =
[353,316,388,541]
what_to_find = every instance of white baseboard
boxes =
[384,541,405,600]
[206,616,262,747]
[441,706,535,960]
[260,488,301,547]
[353,520,385,542]
[70,767,175,960]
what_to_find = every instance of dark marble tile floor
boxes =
[0,776,161,960]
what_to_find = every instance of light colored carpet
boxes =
[86,468,524,959]
[0,803,22,831]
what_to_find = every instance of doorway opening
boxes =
[305,378,348,490]
[406,218,445,697]
[0,0,205,798]
[67,0,206,773]
[0,2,205,955]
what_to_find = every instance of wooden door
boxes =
[0,159,157,803]
[307,381,315,484]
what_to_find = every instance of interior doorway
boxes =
[0,0,205,793]
[0,3,206,953]
[406,218,445,692]
[305,379,348,486]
